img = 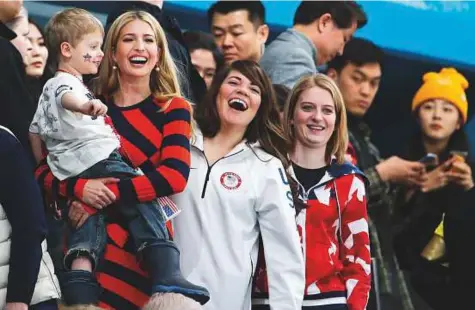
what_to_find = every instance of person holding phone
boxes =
[393,68,474,310]
[418,153,438,169]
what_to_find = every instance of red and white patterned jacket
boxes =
[253,162,371,310]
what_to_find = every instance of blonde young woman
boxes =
[253,75,371,310]
[35,10,207,309]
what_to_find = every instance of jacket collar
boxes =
[327,160,366,183]
[289,158,368,193]
[192,129,251,157]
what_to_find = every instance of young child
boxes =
[29,8,209,307]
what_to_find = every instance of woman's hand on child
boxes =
[68,200,90,229]
[82,177,119,208]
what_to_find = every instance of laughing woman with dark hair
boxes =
[171,60,305,310]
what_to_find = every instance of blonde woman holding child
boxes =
[32,8,208,309]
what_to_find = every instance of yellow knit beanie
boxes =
[412,68,469,123]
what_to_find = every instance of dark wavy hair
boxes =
[194,60,306,212]
[183,30,224,72]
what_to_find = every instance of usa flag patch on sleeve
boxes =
[156,196,182,222]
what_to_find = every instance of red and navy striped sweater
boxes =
[35,95,191,309]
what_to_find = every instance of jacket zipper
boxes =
[289,166,330,203]
[198,148,244,198]
[201,164,213,198]
[301,179,332,202]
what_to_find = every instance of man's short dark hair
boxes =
[208,1,265,27]
[326,38,384,72]
[293,1,367,29]
[183,30,224,68]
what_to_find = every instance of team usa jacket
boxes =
[253,162,371,310]
[171,131,305,310]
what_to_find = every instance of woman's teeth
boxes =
[129,56,147,64]
[228,98,248,111]
[308,125,325,131]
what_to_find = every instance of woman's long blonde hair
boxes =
[96,10,181,102]
[283,74,349,164]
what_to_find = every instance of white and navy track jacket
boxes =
[171,131,305,310]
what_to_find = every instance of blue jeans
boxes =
[30,299,58,310]
[64,150,169,270]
